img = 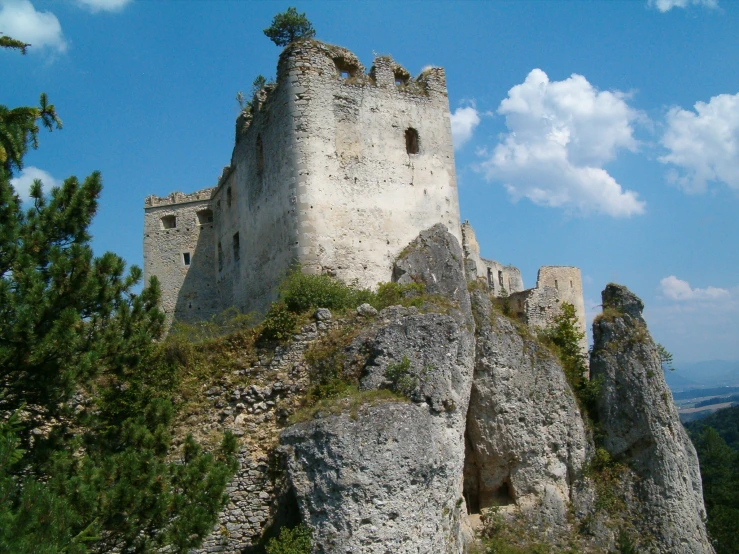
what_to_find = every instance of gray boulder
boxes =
[591,283,713,553]
[279,225,475,554]
[464,290,589,542]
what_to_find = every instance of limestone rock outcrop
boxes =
[591,283,713,553]
[464,290,589,543]
[280,224,475,554]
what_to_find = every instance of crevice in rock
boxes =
[242,485,302,554]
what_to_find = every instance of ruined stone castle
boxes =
[143,40,586,345]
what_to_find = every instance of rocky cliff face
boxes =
[591,284,714,553]
[280,225,476,553]
[194,230,713,554]
[464,290,589,546]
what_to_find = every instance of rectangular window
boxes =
[487,268,493,288]
[233,232,240,262]
[161,215,176,229]
[218,242,223,271]
[498,270,504,287]
[183,252,191,266]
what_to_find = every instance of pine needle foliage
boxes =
[263,7,316,47]
[0,37,237,553]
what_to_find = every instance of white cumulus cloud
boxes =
[450,105,480,150]
[10,166,61,201]
[0,0,66,53]
[648,0,717,12]
[76,0,133,13]
[659,275,730,301]
[479,68,646,217]
[658,92,739,194]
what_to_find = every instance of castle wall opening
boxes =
[161,215,176,229]
[405,127,419,154]
[197,209,213,224]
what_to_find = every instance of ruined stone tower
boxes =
[143,40,586,351]
[144,40,460,321]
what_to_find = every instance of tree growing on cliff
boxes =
[263,7,315,46]
[0,37,236,553]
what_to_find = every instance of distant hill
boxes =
[666,360,739,392]
[685,405,739,451]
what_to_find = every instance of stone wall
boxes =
[143,189,219,324]
[461,221,523,296]
[508,266,587,356]
[288,41,461,291]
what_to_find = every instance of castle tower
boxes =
[143,189,219,324]
[211,40,461,315]
[143,40,462,321]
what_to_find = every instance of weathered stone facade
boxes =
[145,40,461,319]
[143,41,585,345]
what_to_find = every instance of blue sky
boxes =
[3,0,738,364]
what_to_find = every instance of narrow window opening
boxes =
[216,200,221,211]
[498,270,504,287]
[232,232,240,262]
[197,209,213,224]
[570,280,573,289]
[394,71,409,86]
[257,135,264,175]
[555,279,559,290]
[183,252,191,266]
[487,267,493,288]
[217,242,223,271]
[226,187,232,208]
[405,128,419,155]
[161,215,176,229]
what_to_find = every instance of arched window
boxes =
[405,128,419,155]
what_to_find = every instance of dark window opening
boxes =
[394,71,409,86]
[257,135,264,175]
[555,279,559,290]
[183,252,191,266]
[218,242,223,271]
[161,215,176,229]
[570,280,573,289]
[333,58,358,80]
[232,232,240,262]
[498,270,504,287]
[405,128,419,155]
[197,209,213,224]
[226,187,232,208]
[487,267,493,289]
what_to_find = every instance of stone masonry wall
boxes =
[461,221,523,296]
[289,41,462,289]
[143,190,219,324]
[210,64,301,316]
[508,266,588,356]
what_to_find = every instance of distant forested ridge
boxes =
[687,405,739,451]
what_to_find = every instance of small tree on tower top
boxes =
[263,7,315,47]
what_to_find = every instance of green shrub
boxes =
[372,281,425,309]
[385,356,417,397]
[266,524,312,554]
[259,302,299,343]
[539,303,594,414]
[281,270,371,313]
